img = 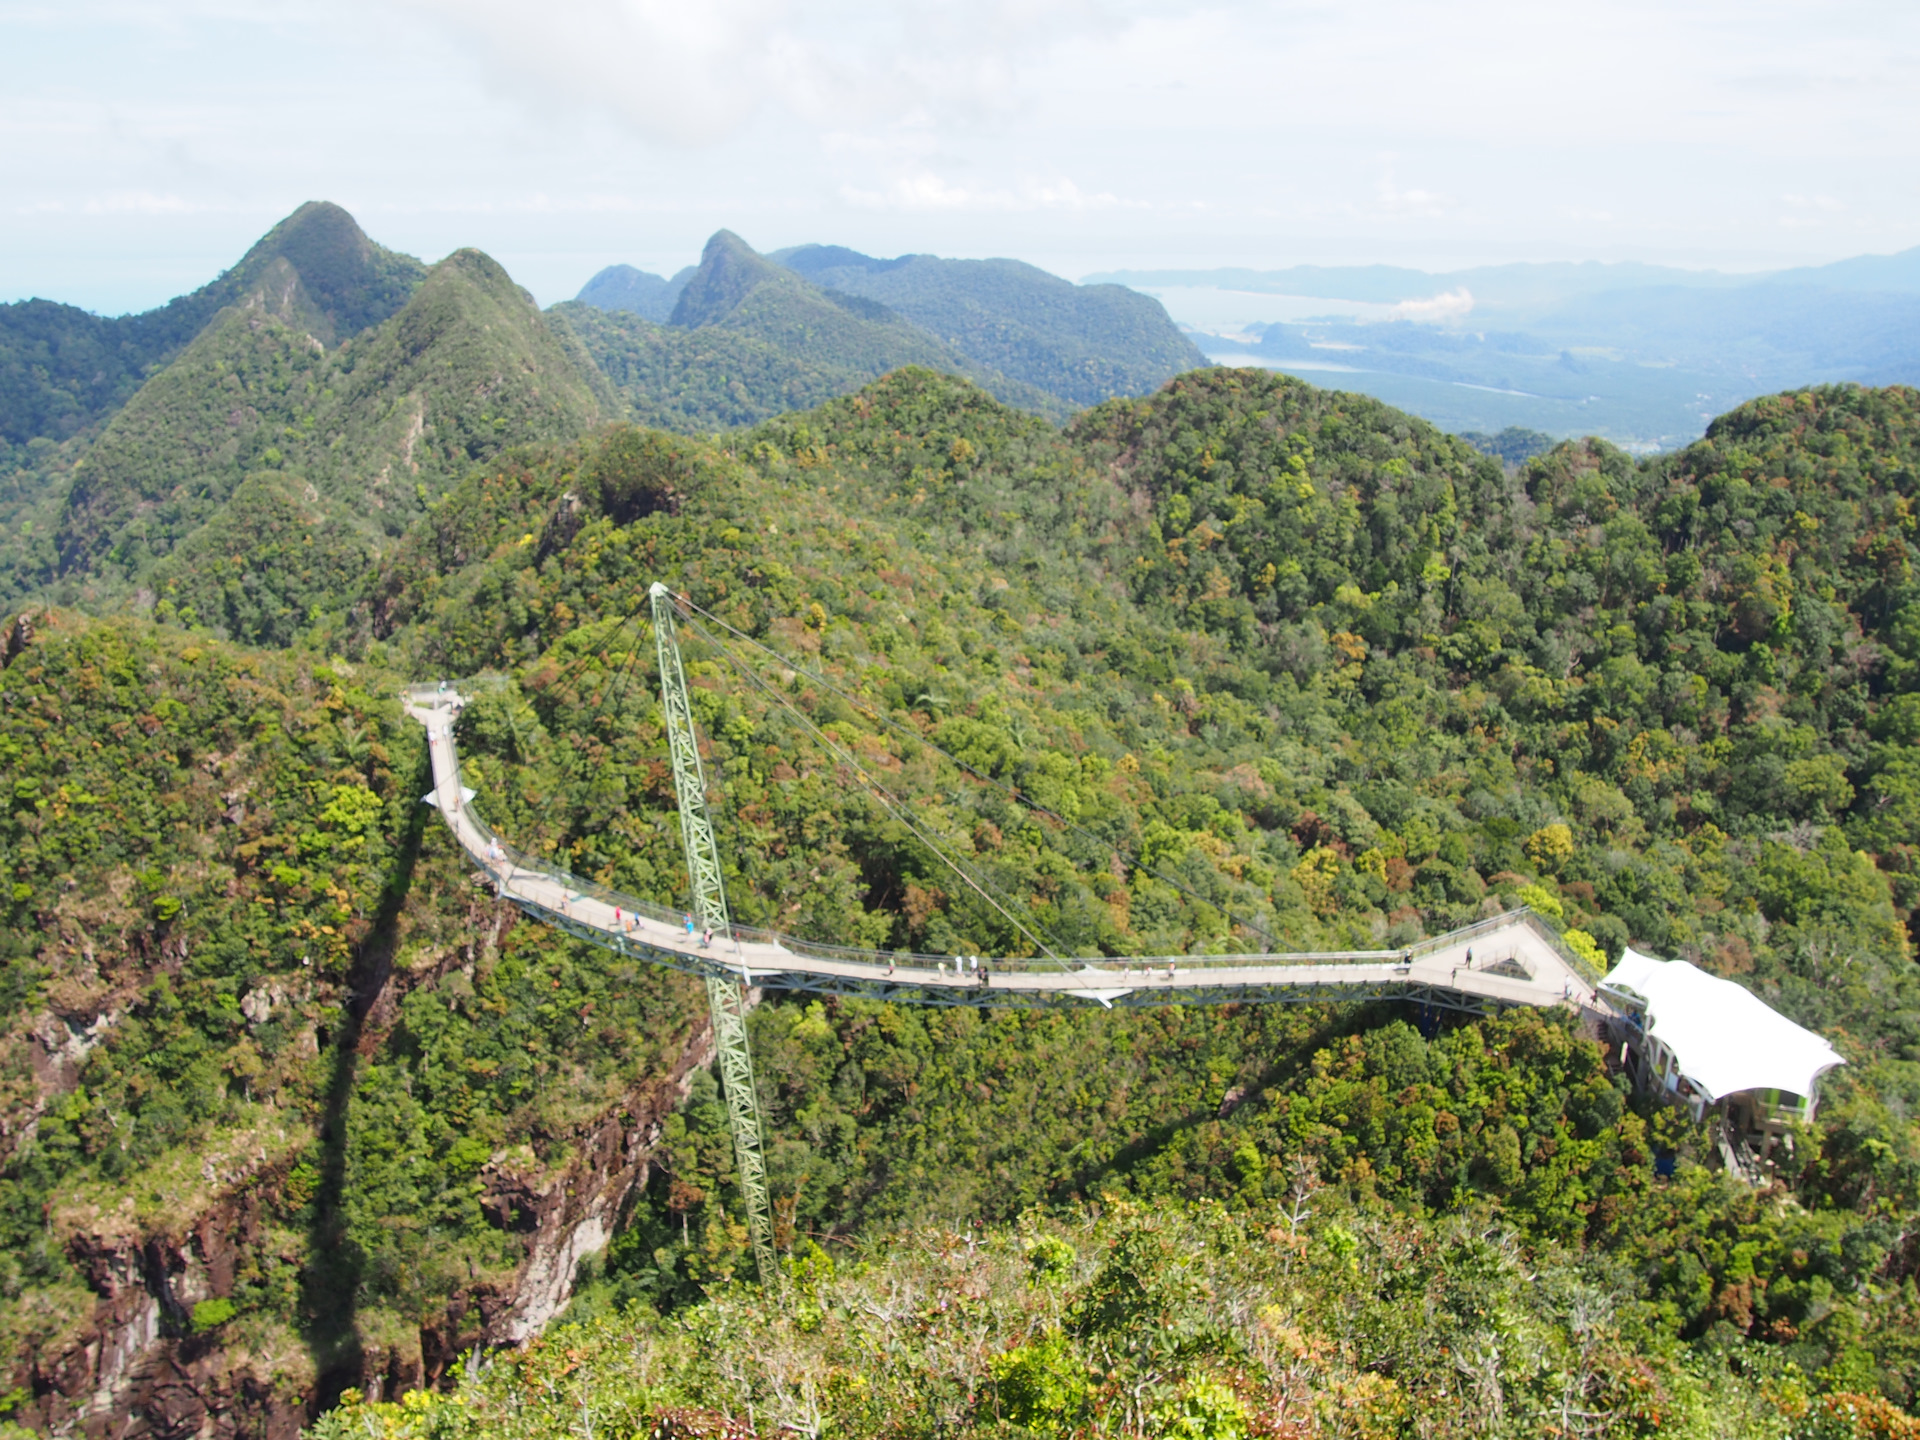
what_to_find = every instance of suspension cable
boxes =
[678,596,1275,945]
[512,605,652,850]
[700,621,1065,966]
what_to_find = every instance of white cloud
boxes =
[1375,162,1451,220]
[83,190,203,214]
[380,0,1158,144]
[5,0,1920,312]
[1391,288,1474,323]
[840,172,1124,212]
[11,189,235,216]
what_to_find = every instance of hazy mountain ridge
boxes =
[774,241,1208,406]
[574,262,693,323]
[573,233,1204,414]
[1089,245,1920,312]
[565,229,1069,425]
[1093,250,1920,449]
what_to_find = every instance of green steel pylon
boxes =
[650,582,777,1286]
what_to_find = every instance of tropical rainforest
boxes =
[0,203,1916,1440]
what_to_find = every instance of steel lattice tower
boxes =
[650,583,777,1285]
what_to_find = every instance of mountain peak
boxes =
[229,201,426,343]
[668,230,789,328]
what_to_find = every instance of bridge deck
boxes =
[407,690,1606,1017]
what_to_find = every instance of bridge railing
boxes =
[413,688,1603,984]
[1401,907,1604,986]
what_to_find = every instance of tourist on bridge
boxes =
[684,914,696,940]
[701,927,714,949]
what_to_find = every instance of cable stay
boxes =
[695,615,1064,969]
[674,594,1278,948]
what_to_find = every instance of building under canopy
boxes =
[1599,948,1845,1157]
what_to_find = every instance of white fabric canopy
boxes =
[1600,947,1844,1102]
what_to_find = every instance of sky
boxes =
[5,0,1920,314]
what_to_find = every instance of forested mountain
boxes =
[775,241,1209,406]
[0,205,608,640]
[545,302,901,434]
[4,352,1920,1438]
[574,263,692,323]
[17,245,606,649]
[552,231,1063,432]
[561,230,1066,423]
[570,234,1205,414]
[0,202,423,460]
[9,211,1214,624]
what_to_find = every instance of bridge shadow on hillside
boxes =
[1062,998,1423,1196]
[303,765,431,1414]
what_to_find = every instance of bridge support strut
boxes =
[651,583,777,1286]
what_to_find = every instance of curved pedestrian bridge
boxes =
[408,686,1606,1017]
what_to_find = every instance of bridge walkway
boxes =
[408,689,1606,1017]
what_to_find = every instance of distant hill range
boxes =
[1093,250,1920,450]
[575,262,694,323]
[568,235,1206,416]
[554,230,1069,430]
[0,204,1203,637]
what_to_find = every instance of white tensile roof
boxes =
[1600,947,1845,1102]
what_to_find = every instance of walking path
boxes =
[407,688,1606,1017]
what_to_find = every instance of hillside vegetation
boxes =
[0,247,1918,1437]
[319,1194,1917,1440]
[776,242,1209,407]
[0,208,1209,626]
[0,202,422,461]
[564,231,1066,425]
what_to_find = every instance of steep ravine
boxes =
[14,897,717,1440]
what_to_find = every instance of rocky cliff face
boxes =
[12,901,715,1439]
